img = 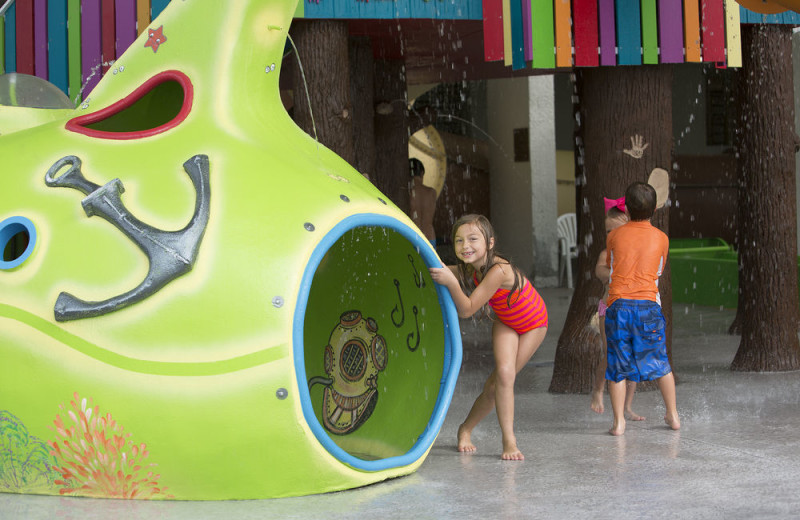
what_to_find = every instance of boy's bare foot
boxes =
[625,409,645,421]
[591,390,604,414]
[609,419,626,436]
[664,414,681,430]
[501,437,524,461]
[457,424,476,453]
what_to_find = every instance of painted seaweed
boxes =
[0,411,61,494]
[48,392,172,499]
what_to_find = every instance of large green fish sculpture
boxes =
[0,0,461,499]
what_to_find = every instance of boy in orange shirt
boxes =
[602,182,680,436]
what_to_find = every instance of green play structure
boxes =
[0,0,461,500]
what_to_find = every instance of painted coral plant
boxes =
[48,392,172,499]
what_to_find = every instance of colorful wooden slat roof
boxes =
[3,5,13,73]
[598,0,617,66]
[502,0,512,66]
[116,0,137,57]
[101,0,115,75]
[555,0,572,67]
[67,0,80,105]
[531,0,555,68]
[573,0,599,67]
[522,0,533,61]
[0,0,165,104]
[508,0,525,70]
[740,6,800,22]
[641,0,658,64]
[16,0,32,75]
[659,0,684,64]
[47,0,68,94]
[617,0,643,65]
[1,0,799,104]
[684,0,702,62]
[299,0,483,20]
[484,1,800,68]
[726,0,744,68]
[34,0,46,77]
[482,0,503,62]
[703,0,727,63]
[0,16,5,74]
[81,0,101,95]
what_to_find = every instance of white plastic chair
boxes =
[556,213,577,289]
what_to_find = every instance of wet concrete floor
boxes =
[4,288,800,519]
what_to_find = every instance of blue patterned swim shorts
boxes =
[605,299,672,383]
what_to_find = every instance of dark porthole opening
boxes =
[0,217,36,270]
[3,229,29,262]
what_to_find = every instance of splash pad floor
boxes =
[4,288,800,519]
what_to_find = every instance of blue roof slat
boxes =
[738,6,750,23]
[354,0,405,18]
[410,0,437,18]
[439,0,474,20]
[4,4,15,73]
[304,0,335,18]
[509,0,525,69]
[469,0,481,18]
[47,0,69,97]
[333,2,358,18]
[302,0,482,19]
[151,0,171,20]
[394,1,412,18]
[739,5,800,24]
[408,0,469,19]
[784,11,800,23]
[616,0,642,66]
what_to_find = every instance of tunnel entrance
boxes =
[295,216,460,471]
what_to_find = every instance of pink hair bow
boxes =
[603,197,626,214]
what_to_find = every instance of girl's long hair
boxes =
[452,214,525,313]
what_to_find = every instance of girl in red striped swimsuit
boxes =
[430,214,547,461]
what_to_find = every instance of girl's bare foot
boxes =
[664,414,681,430]
[625,409,645,421]
[457,424,476,452]
[501,436,524,460]
[591,390,604,414]
[609,418,626,436]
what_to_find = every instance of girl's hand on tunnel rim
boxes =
[429,265,456,286]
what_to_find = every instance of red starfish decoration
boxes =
[145,26,167,53]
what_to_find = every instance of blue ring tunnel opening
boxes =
[0,216,36,270]
[294,214,462,472]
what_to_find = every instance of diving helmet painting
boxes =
[313,310,387,435]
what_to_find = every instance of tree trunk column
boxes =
[289,20,355,167]
[732,24,800,371]
[549,65,674,394]
[374,60,410,213]
[349,36,377,180]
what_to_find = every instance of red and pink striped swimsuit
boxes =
[473,273,548,334]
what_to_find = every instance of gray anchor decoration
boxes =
[45,154,210,322]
